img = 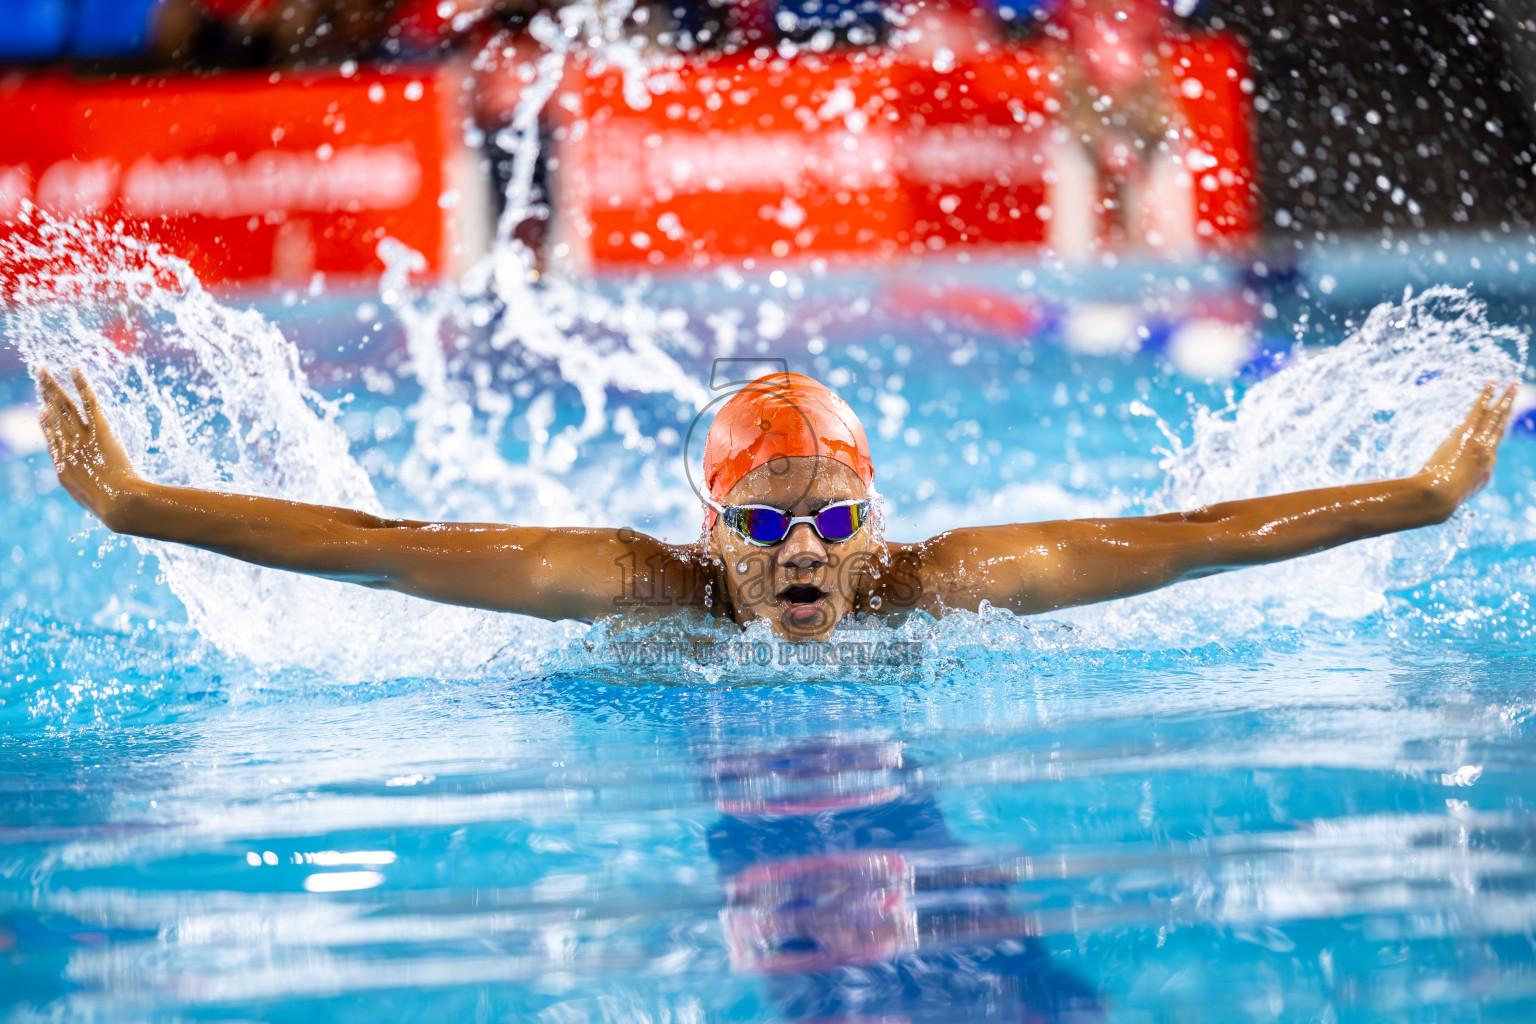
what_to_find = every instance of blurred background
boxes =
[5,1,1533,260]
[4,0,1536,381]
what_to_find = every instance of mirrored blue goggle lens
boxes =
[813,503,864,541]
[738,508,791,544]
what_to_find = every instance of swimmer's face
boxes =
[708,456,878,642]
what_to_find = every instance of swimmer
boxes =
[36,366,1518,642]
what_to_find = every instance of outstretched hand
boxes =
[1417,381,1520,513]
[36,367,141,526]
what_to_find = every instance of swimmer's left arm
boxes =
[915,383,1518,614]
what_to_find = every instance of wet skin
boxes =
[37,366,1518,642]
[706,458,882,641]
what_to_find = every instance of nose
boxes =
[777,522,827,572]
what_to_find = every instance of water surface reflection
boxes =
[708,739,1101,1023]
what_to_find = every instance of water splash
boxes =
[3,211,588,679]
[384,1,712,526]
[5,200,1530,677]
[1059,286,1527,645]
[3,0,1532,690]
[0,4,724,681]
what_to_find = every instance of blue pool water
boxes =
[4,229,1536,1022]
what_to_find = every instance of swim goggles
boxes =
[705,498,871,547]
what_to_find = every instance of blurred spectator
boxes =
[382,0,537,59]
[772,0,888,47]
[1044,0,1196,256]
[151,0,280,67]
[903,0,1005,64]
[641,0,887,53]
[657,0,736,52]
[270,0,393,64]
[974,0,1055,37]
[149,0,475,68]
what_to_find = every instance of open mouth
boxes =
[777,584,827,622]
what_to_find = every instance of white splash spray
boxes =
[1058,286,1527,645]
[3,213,589,678]
[0,4,717,680]
[3,4,1530,681]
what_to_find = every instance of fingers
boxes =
[71,366,95,410]
[1466,384,1490,438]
[1483,382,1520,444]
[35,366,64,407]
[35,366,86,436]
[1465,380,1520,439]
[38,405,65,464]
[1458,382,1497,436]
[36,366,78,414]
[70,367,110,435]
[35,384,78,473]
[1478,380,1498,420]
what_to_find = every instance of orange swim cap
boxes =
[702,373,874,528]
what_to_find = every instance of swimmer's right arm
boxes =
[36,368,709,620]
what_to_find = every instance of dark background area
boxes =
[1191,0,1536,241]
[13,0,1536,245]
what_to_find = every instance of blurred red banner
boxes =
[0,67,483,289]
[0,36,1256,289]
[554,36,1257,270]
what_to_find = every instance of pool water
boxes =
[4,228,1536,1022]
